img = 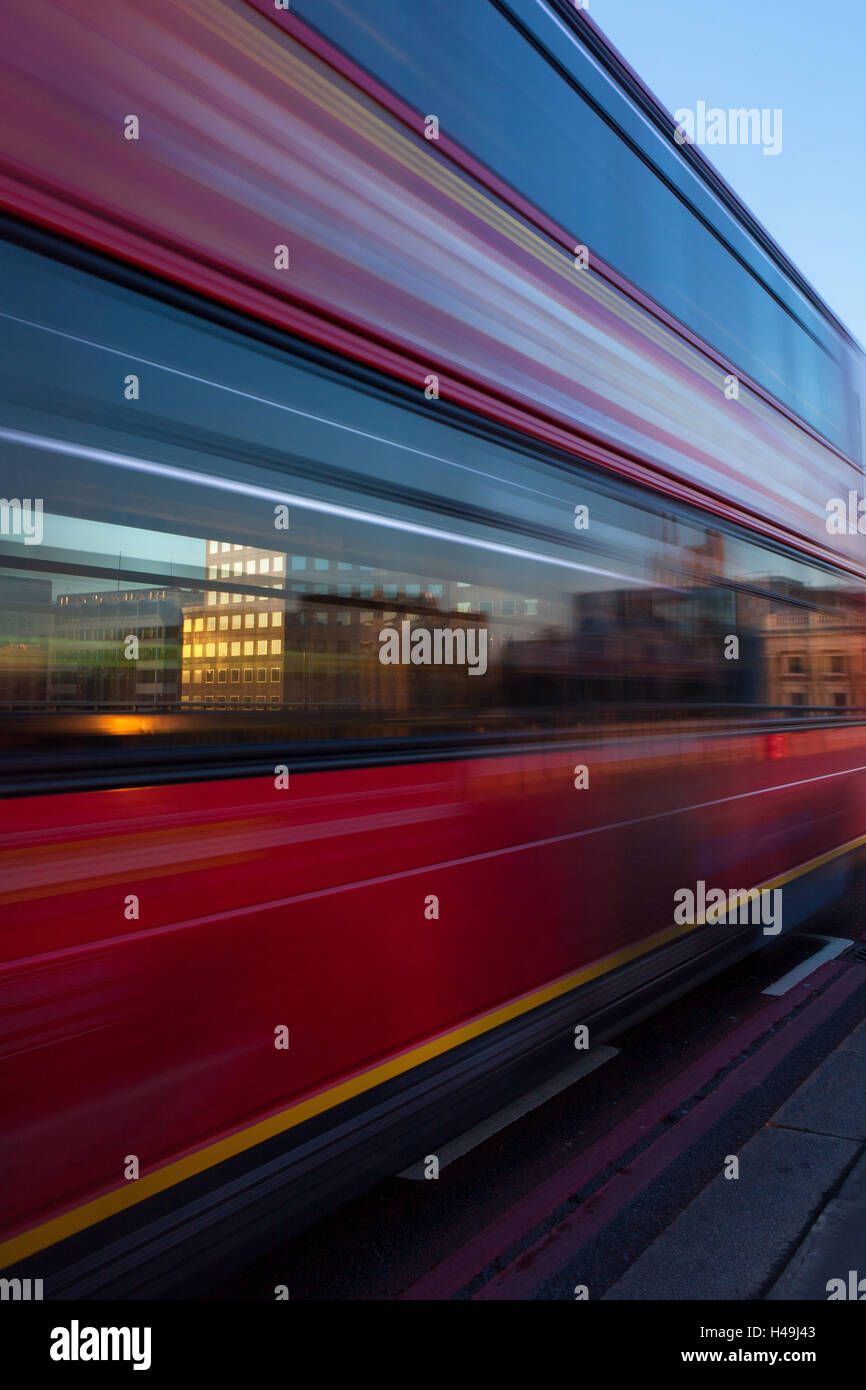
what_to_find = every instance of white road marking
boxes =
[763,935,853,995]
[397,1046,619,1179]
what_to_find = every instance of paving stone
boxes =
[770,1051,866,1141]
[767,1149,866,1299]
[604,1127,857,1301]
[838,1018,866,1056]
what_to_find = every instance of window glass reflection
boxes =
[1,498,864,731]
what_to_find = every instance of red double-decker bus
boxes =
[0,0,864,1295]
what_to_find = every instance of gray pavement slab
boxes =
[603,1126,857,1300]
[770,1050,866,1141]
[767,1150,866,1300]
[838,1018,866,1056]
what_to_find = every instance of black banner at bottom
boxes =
[1,1299,861,1376]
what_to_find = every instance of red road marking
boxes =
[476,962,866,1298]
[400,960,859,1300]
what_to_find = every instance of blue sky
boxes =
[589,0,866,347]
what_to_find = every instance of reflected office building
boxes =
[761,582,866,710]
[51,588,186,707]
[181,543,286,707]
[0,574,53,706]
[179,541,502,716]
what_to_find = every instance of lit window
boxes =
[194,644,203,658]
[273,556,284,572]
[193,669,203,683]
[209,541,218,553]
[182,644,191,658]
[231,641,241,656]
[183,618,192,632]
[256,639,268,655]
[205,643,216,658]
[246,560,256,574]
[244,614,255,628]
[182,670,190,683]
[234,562,243,576]
[207,616,216,631]
[244,640,254,655]
[219,592,228,605]
[271,638,282,654]
[218,642,228,657]
[220,542,229,552]
[194,618,204,632]
[219,616,229,630]
[260,558,270,573]
[271,611,283,626]
[220,565,229,578]
[208,566,217,579]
